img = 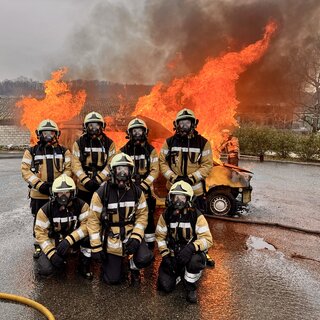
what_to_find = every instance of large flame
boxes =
[16,67,86,144]
[133,21,277,154]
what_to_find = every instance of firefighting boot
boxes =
[186,290,197,304]
[33,244,41,259]
[130,270,141,286]
[206,254,215,268]
[78,254,93,280]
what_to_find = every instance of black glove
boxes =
[177,243,196,266]
[91,250,106,262]
[174,176,194,185]
[125,238,140,255]
[162,254,174,274]
[56,239,71,257]
[39,182,52,196]
[84,179,100,192]
[50,252,65,269]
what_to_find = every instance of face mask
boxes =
[177,119,192,136]
[87,122,101,136]
[172,194,187,210]
[115,166,130,188]
[56,194,70,206]
[40,131,56,144]
[131,128,146,144]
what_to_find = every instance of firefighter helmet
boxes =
[110,152,134,169]
[84,111,105,128]
[174,108,197,125]
[221,129,231,134]
[169,181,194,199]
[168,181,194,210]
[127,118,148,133]
[110,153,135,186]
[52,174,76,193]
[36,119,60,137]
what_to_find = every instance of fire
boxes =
[16,67,86,144]
[133,21,277,154]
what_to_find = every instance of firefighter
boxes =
[120,118,159,249]
[34,174,92,277]
[21,119,72,259]
[72,111,116,204]
[87,153,154,285]
[218,129,240,166]
[156,181,213,303]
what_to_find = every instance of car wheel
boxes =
[206,189,236,216]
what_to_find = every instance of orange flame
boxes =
[133,21,277,154]
[16,67,86,144]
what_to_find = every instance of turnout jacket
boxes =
[156,207,213,257]
[219,136,239,158]
[120,141,159,192]
[34,198,89,259]
[159,132,213,196]
[21,143,72,200]
[72,133,116,192]
[87,183,148,257]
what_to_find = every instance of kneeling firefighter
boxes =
[87,153,154,285]
[156,181,213,303]
[34,174,92,278]
[120,118,159,249]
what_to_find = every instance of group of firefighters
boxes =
[21,108,239,304]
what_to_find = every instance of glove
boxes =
[39,182,52,196]
[50,252,65,269]
[84,179,100,192]
[124,238,140,255]
[176,243,196,266]
[56,239,71,257]
[174,176,194,185]
[162,254,174,274]
[91,250,106,262]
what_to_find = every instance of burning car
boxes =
[205,164,253,216]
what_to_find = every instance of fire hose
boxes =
[0,292,55,320]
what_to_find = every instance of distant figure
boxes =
[218,129,239,166]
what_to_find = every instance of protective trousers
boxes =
[144,196,156,245]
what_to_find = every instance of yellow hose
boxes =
[0,292,55,320]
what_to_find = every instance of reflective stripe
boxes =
[146,175,155,182]
[84,147,105,152]
[157,240,167,247]
[40,240,51,250]
[28,175,38,183]
[150,157,158,163]
[80,246,91,257]
[53,216,77,223]
[77,229,85,239]
[156,225,168,233]
[22,157,32,164]
[75,170,84,177]
[107,203,118,209]
[200,238,208,250]
[90,204,103,213]
[184,270,202,283]
[164,169,173,178]
[73,151,80,157]
[129,257,139,270]
[64,157,71,162]
[192,182,202,191]
[145,233,156,242]
[196,225,209,234]
[35,219,50,228]
[90,233,100,240]
[170,222,191,229]
[134,223,145,230]
[171,147,201,153]
[161,149,168,155]
[202,149,211,156]
[138,201,147,209]
[101,169,109,176]
[107,201,136,209]
[194,171,202,180]
[130,154,146,160]
[107,240,122,249]
[34,154,63,160]
[79,211,89,221]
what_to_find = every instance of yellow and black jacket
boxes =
[72,133,116,191]
[159,132,213,196]
[120,141,159,192]
[21,143,72,200]
[219,136,239,159]
[156,207,213,257]
[87,183,148,257]
[34,198,89,259]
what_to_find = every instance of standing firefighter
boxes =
[120,118,159,249]
[218,129,240,166]
[87,153,154,285]
[21,119,72,258]
[156,181,213,303]
[72,111,116,204]
[34,174,92,278]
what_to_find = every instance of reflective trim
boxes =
[90,233,100,240]
[73,151,80,157]
[107,240,122,249]
[150,157,158,163]
[145,233,156,242]
[35,219,50,229]
[75,170,84,177]
[138,201,147,209]
[156,225,168,233]
[134,223,145,230]
[194,171,202,180]
[184,270,202,283]
[22,157,32,164]
[196,225,209,234]
[164,169,173,178]
[130,154,146,160]
[107,203,118,209]
[107,201,136,209]
[101,169,109,176]
[64,157,71,162]
[146,175,155,182]
[171,147,201,153]
[53,216,77,223]
[84,147,105,153]
[77,229,85,239]
[79,210,89,221]
[192,182,202,191]
[200,238,208,250]
[170,222,191,229]
[90,204,103,213]
[34,154,63,160]
[129,257,139,270]
[28,175,38,183]
[202,149,211,156]
[40,240,51,250]
[80,246,91,257]
[161,148,168,155]
[157,240,167,247]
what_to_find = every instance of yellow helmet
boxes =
[52,174,76,193]
[127,118,148,132]
[169,181,194,199]
[175,108,196,125]
[221,129,231,134]
[110,152,134,169]
[36,119,60,136]
[84,111,105,128]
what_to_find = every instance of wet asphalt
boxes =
[0,158,319,320]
